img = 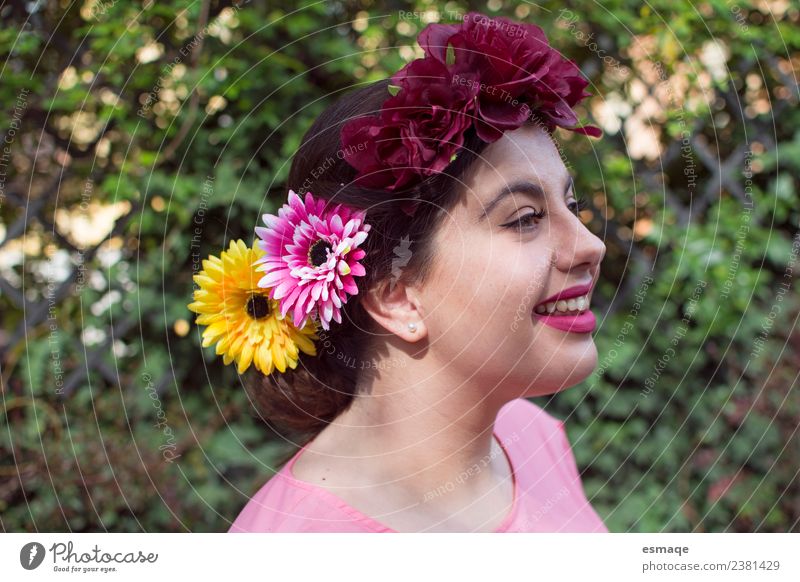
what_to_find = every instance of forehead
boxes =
[464,124,569,201]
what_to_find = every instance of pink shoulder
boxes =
[227,473,312,532]
[496,397,565,435]
[227,469,385,533]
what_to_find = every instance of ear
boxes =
[360,278,427,342]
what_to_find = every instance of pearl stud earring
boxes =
[408,322,417,332]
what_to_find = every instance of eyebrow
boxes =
[477,175,575,222]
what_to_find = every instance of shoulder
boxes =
[227,467,387,533]
[496,397,565,442]
[497,398,609,531]
[495,397,585,486]
[497,399,609,532]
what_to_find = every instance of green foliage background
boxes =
[1,0,798,532]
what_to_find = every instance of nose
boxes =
[551,213,606,274]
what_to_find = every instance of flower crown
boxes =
[188,12,600,375]
[339,11,600,214]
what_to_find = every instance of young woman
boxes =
[196,12,609,533]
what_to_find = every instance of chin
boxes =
[515,341,599,399]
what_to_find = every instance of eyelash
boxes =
[570,195,588,215]
[502,195,588,230]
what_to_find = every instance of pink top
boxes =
[228,398,609,532]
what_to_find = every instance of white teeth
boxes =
[534,294,591,316]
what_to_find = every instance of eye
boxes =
[568,195,588,216]
[501,208,546,230]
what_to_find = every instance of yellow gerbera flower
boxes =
[188,239,318,375]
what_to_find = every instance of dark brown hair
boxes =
[244,79,492,462]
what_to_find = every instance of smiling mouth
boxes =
[533,293,591,316]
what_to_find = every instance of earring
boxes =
[408,322,417,332]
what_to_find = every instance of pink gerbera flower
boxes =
[254,190,371,331]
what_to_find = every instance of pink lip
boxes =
[534,282,594,308]
[533,310,596,333]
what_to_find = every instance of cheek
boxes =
[498,252,554,327]
[429,228,554,334]
[425,237,489,325]
[421,229,494,337]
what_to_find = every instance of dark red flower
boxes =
[419,12,600,141]
[341,58,476,191]
[339,11,601,200]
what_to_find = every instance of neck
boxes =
[303,355,511,507]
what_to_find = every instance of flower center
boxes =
[308,238,333,267]
[245,294,271,319]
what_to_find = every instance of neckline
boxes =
[281,427,519,533]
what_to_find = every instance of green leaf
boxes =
[387,84,401,96]
[446,43,455,65]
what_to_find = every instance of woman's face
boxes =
[419,122,606,398]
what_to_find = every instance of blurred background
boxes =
[0,0,798,532]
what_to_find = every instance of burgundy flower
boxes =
[341,58,476,191]
[420,12,600,141]
[339,11,601,203]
